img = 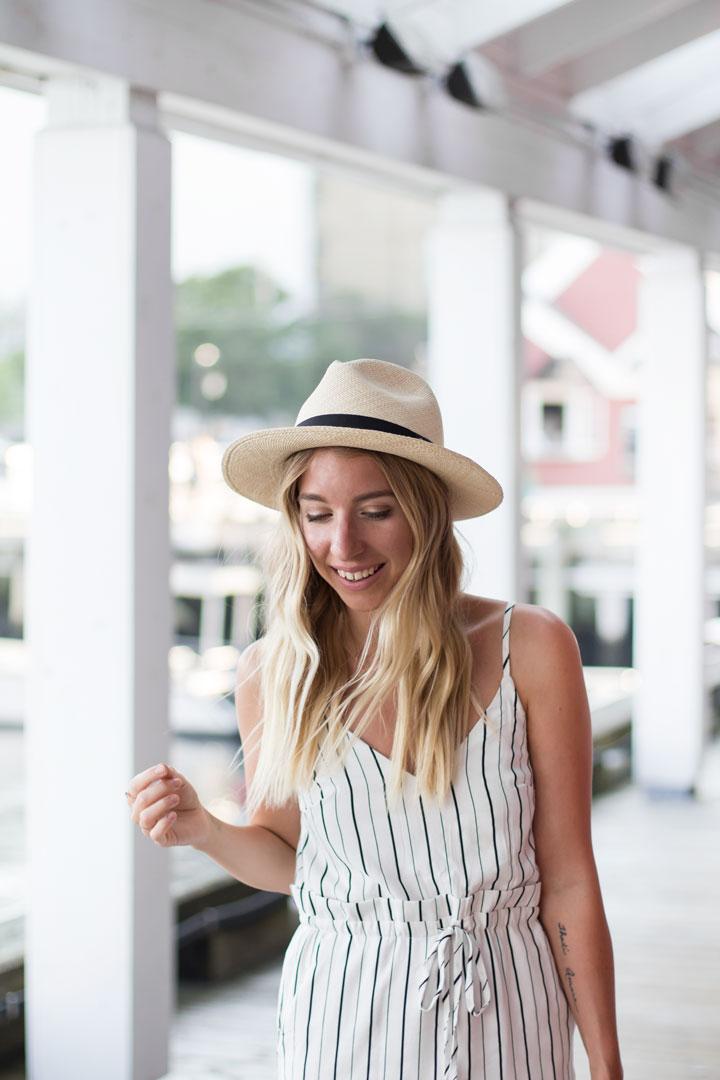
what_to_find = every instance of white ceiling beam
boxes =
[515,0,694,78]
[564,0,720,94]
[646,74,720,143]
[680,118,720,162]
[571,29,720,144]
[384,0,575,68]
[1,0,719,251]
[303,0,575,54]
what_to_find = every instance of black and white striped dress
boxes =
[278,603,575,1079]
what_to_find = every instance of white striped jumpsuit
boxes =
[277,603,576,1078]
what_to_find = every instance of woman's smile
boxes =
[332,562,385,586]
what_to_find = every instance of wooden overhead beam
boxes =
[571,29,720,144]
[564,0,720,95]
[515,0,693,78]
[384,0,571,64]
[679,118,720,163]
[1,0,719,251]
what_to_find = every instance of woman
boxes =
[127,358,623,1079]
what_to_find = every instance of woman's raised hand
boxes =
[126,762,211,849]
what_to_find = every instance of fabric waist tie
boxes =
[290,881,541,1080]
[418,917,491,1079]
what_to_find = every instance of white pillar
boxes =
[199,594,226,655]
[634,247,708,792]
[25,76,173,1079]
[426,190,523,603]
[596,592,628,645]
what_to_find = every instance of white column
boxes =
[596,592,628,646]
[199,594,226,655]
[25,76,173,1079]
[426,190,523,602]
[634,247,708,792]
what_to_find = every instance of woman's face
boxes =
[297,449,414,624]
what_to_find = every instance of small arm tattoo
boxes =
[564,967,577,1007]
[558,922,569,955]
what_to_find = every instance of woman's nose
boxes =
[329,516,363,560]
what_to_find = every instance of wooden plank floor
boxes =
[163,739,720,1080]
[572,738,720,1080]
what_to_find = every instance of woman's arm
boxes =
[127,641,300,896]
[512,604,623,1080]
[192,811,298,895]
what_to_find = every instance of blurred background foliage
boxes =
[175,265,425,419]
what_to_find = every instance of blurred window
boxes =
[542,402,564,446]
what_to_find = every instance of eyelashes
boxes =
[304,509,392,523]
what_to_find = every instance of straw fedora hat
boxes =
[221,358,502,521]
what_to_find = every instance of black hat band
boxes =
[297,413,432,443]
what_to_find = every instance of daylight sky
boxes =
[0,85,316,310]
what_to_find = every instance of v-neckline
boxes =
[345,676,506,780]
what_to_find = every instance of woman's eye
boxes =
[303,508,391,523]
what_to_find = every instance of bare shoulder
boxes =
[509,603,584,709]
[509,604,587,730]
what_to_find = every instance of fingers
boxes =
[126,762,176,802]
[127,765,182,817]
[127,774,180,816]
[135,791,180,833]
[127,763,193,848]
[148,810,176,846]
[130,780,180,821]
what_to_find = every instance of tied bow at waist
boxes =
[419,920,491,1080]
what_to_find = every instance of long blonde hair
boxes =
[246,447,480,810]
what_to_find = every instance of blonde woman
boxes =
[127,359,623,1079]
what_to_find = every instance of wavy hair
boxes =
[245,447,480,811]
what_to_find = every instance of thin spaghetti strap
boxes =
[501,602,515,676]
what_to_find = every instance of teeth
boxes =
[337,565,380,581]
